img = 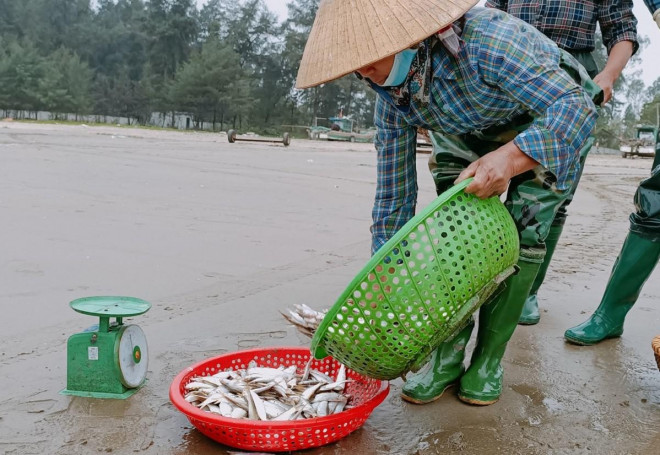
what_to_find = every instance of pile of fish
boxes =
[184,359,351,421]
[280,303,327,338]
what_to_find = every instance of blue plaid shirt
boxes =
[644,0,660,14]
[370,8,597,253]
[486,0,638,54]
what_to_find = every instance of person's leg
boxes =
[519,221,564,324]
[459,246,545,404]
[564,232,660,345]
[423,119,571,404]
[520,138,593,324]
[454,51,599,402]
[565,153,660,345]
[402,320,474,403]
[519,49,602,324]
[401,131,494,403]
[459,167,567,405]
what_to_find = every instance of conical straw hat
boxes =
[296,0,479,89]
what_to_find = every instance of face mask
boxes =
[379,48,419,87]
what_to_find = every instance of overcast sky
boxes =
[197,0,660,87]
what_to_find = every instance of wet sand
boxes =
[1,122,658,455]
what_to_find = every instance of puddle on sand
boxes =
[541,397,564,414]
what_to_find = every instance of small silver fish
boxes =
[185,381,215,391]
[244,389,257,420]
[184,393,204,403]
[184,361,353,421]
[271,405,299,421]
[302,382,323,401]
[230,408,247,419]
[222,392,248,411]
[249,389,268,421]
[222,379,247,394]
[295,303,322,319]
[336,364,346,384]
[262,401,280,419]
[310,370,334,384]
[334,398,348,414]
[301,357,313,382]
[312,392,346,403]
[319,379,350,392]
[206,404,222,414]
[198,392,225,409]
[317,400,329,417]
[219,400,233,416]
[251,381,276,394]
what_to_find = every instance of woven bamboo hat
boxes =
[296,0,479,89]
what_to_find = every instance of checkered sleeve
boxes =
[484,0,508,10]
[644,0,660,14]
[597,0,638,54]
[371,96,418,254]
[476,14,597,190]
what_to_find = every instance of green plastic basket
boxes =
[310,179,519,380]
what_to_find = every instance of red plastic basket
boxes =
[169,346,390,452]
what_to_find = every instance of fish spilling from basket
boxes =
[280,181,520,381]
[280,303,326,338]
[184,358,350,420]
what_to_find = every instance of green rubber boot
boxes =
[401,319,474,404]
[459,247,545,405]
[564,232,660,345]
[519,223,565,325]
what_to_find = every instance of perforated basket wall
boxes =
[169,347,389,452]
[311,180,519,380]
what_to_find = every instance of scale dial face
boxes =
[116,324,149,388]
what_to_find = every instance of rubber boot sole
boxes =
[401,383,456,405]
[457,393,499,406]
[564,331,623,346]
[518,317,540,326]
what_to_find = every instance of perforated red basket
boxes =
[169,346,390,452]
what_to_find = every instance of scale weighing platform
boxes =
[61,296,151,399]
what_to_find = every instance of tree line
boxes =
[583,34,660,148]
[0,0,658,143]
[0,0,377,133]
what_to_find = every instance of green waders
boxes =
[401,320,474,404]
[519,50,601,325]
[565,146,660,345]
[402,50,601,405]
[519,223,563,324]
[459,246,545,404]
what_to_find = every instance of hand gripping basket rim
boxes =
[311,178,515,360]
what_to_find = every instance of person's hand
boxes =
[593,70,615,105]
[654,9,660,29]
[454,143,538,199]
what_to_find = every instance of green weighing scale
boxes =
[61,296,151,399]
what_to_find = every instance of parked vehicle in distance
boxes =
[307,116,376,143]
[620,125,658,158]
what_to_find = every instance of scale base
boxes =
[60,381,146,399]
